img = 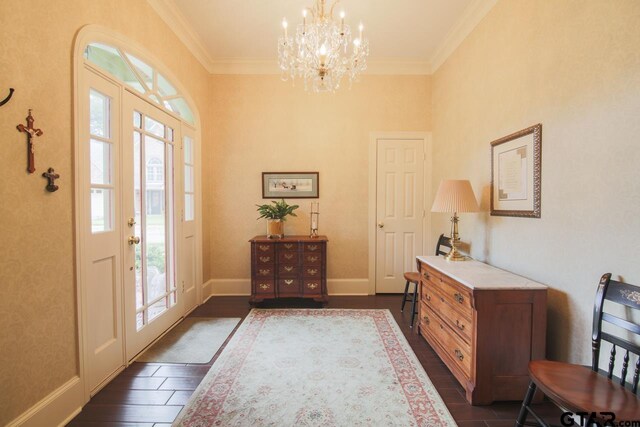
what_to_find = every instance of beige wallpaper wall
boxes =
[431,0,640,364]
[0,1,209,423]
[204,75,431,282]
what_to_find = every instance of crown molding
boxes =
[429,0,498,73]
[149,0,495,76]
[147,0,215,73]
[208,58,431,75]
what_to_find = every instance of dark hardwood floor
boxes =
[68,295,561,426]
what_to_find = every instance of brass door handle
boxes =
[377,222,384,228]
[128,236,140,245]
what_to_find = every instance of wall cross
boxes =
[16,109,44,173]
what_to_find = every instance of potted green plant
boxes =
[256,199,299,239]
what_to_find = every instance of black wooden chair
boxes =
[515,273,640,426]
[401,234,452,328]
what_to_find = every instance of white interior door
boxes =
[181,127,198,313]
[123,92,183,361]
[79,68,125,393]
[375,139,424,293]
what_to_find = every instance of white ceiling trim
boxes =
[208,59,431,75]
[148,0,496,76]
[429,0,498,73]
[148,0,216,73]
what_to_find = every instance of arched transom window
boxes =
[84,42,195,125]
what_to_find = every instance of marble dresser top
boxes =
[416,255,548,290]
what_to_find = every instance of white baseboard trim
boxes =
[7,375,84,427]
[205,278,371,297]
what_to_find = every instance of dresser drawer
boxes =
[255,279,275,294]
[255,243,274,255]
[277,278,299,294]
[279,251,298,263]
[422,284,472,343]
[303,242,322,252]
[303,279,322,294]
[278,264,298,277]
[256,254,275,265]
[421,265,473,317]
[302,253,322,265]
[302,266,321,278]
[280,242,298,251]
[421,303,472,378]
[256,266,274,278]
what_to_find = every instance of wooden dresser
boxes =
[249,235,328,304]
[416,256,547,405]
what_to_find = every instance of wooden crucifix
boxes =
[17,109,44,173]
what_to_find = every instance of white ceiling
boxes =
[149,0,497,74]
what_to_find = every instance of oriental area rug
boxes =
[174,309,456,427]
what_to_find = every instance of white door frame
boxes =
[368,132,432,295]
[73,25,204,402]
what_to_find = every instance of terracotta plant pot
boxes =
[266,219,284,239]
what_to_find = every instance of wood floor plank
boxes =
[158,377,202,391]
[166,390,194,406]
[70,404,182,423]
[152,365,210,378]
[89,390,174,405]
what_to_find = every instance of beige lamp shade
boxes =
[431,180,479,213]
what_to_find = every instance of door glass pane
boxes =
[91,189,112,232]
[133,131,143,312]
[184,165,193,193]
[157,73,177,97]
[185,194,194,221]
[84,43,145,93]
[144,116,165,138]
[148,298,167,322]
[133,111,142,129]
[125,53,154,91]
[90,139,112,185]
[90,89,109,137]
[167,145,176,307]
[145,137,167,310]
[184,136,193,163]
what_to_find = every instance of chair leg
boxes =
[410,282,418,328]
[515,381,537,427]
[401,280,410,312]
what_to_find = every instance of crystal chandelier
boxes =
[278,0,369,92]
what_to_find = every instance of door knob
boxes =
[377,222,384,229]
[128,236,141,245]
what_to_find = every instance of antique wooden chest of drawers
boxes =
[416,255,547,405]
[249,235,328,304]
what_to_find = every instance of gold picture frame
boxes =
[490,124,541,218]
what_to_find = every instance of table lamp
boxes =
[431,179,479,261]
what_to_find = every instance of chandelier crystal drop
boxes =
[278,0,369,92]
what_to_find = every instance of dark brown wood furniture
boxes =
[249,235,328,304]
[516,273,640,426]
[416,255,548,405]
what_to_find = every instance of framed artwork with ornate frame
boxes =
[262,172,319,199]
[490,124,541,218]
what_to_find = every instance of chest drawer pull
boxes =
[454,349,464,361]
[259,256,271,262]
[456,319,465,331]
[423,272,429,279]
[259,245,270,252]
[284,254,294,260]
[284,279,294,285]
[423,314,430,324]
[454,293,465,304]
[425,294,431,301]
[284,243,294,249]
[284,266,293,272]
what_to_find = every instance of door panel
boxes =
[123,93,182,361]
[376,139,424,293]
[80,69,124,393]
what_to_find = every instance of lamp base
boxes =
[444,246,468,261]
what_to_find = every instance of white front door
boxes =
[181,129,198,313]
[123,93,183,361]
[79,68,125,393]
[375,138,425,293]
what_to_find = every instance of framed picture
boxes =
[262,172,319,199]
[490,124,541,218]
